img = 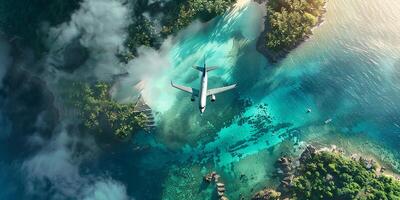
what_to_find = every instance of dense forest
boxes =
[265,0,325,51]
[289,152,400,200]
[65,82,148,139]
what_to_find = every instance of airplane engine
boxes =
[211,94,216,102]
[191,96,195,102]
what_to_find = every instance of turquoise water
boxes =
[126,0,400,158]
[117,0,400,199]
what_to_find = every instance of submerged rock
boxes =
[252,188,281,200]
[381,166,386,173]
[220,196,229,200]
[203,171,229,199]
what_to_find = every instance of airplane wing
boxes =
[207,84,237,96]
[171,82,199,96]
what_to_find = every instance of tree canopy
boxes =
[290,152,400,200]
[67,82,147,139]
[120,0,236,62]
[161,0,236,36]
[265,0,325,50]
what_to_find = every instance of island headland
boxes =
[256,0,328,63]
[252,145,400,200]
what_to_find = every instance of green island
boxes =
[253,146,400,200]
[65,82,148,139]
[259,0,326,62]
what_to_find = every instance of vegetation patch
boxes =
[265,0,325,51]
[253,147,400,200]
[67,82,147,139]
[290,151,400,200]
[119,0,236,62]
[160,0,236,36]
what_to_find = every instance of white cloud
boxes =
[19,1,135,196]
[46,0,131,80]
[22,125,131,199]
[22,128,86,198]
[83,179,130,200]
[111,21,206,112]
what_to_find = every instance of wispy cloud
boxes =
[46,0,131,80]
[22,125,131,200]
[82,179,131,200]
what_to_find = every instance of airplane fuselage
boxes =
[199,66,208,113]
[170,61,236,114]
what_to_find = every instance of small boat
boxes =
[324,118,332,124]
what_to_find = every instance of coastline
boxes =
[302,128,400,175]
[256,0,328,63]
[314,145,400,180]
[252,144,400,199]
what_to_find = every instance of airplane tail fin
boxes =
[193,55,218,72]
[192,66,218,72]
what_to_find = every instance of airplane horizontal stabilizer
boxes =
[193,66,203,71]
[206,66,218,72]
[192,66,218,72]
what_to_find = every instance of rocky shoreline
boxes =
[252,144,400,200]
[256,0,328,63]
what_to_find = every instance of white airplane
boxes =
[171,62,237,114]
